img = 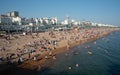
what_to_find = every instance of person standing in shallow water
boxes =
[76,64,79,67]
[37,64,41,71]
[68,66,72,70]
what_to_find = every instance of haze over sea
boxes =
[39,31,120,75]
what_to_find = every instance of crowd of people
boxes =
[0,28,119,65]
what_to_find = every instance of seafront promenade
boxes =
[0,27,120,70]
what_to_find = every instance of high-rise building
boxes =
[7,11,19,17]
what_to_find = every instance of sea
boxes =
[39,30,120,75]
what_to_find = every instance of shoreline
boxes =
[18,28,120,70]
[0,28,120,73]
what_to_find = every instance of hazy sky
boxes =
[0,0,120,26]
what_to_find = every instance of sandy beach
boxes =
[0,27,120,71]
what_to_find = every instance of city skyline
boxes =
[0,0,120,26]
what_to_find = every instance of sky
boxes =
[0,0,120,26]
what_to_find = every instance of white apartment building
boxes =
[12,17,22,25]
[0,15,12,24]
[71,20,79,25]
[61,19,69,25]
[51,17,58,25]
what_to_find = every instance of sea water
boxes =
[40,31,120,75]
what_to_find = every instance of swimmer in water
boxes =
[68,66,72,70]
[76,64,79,67]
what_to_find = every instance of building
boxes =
[7,11,19,17]
[51,17,58,25]
[11,16,22,25]
[61,16,69,25]
[0,14,12,25]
